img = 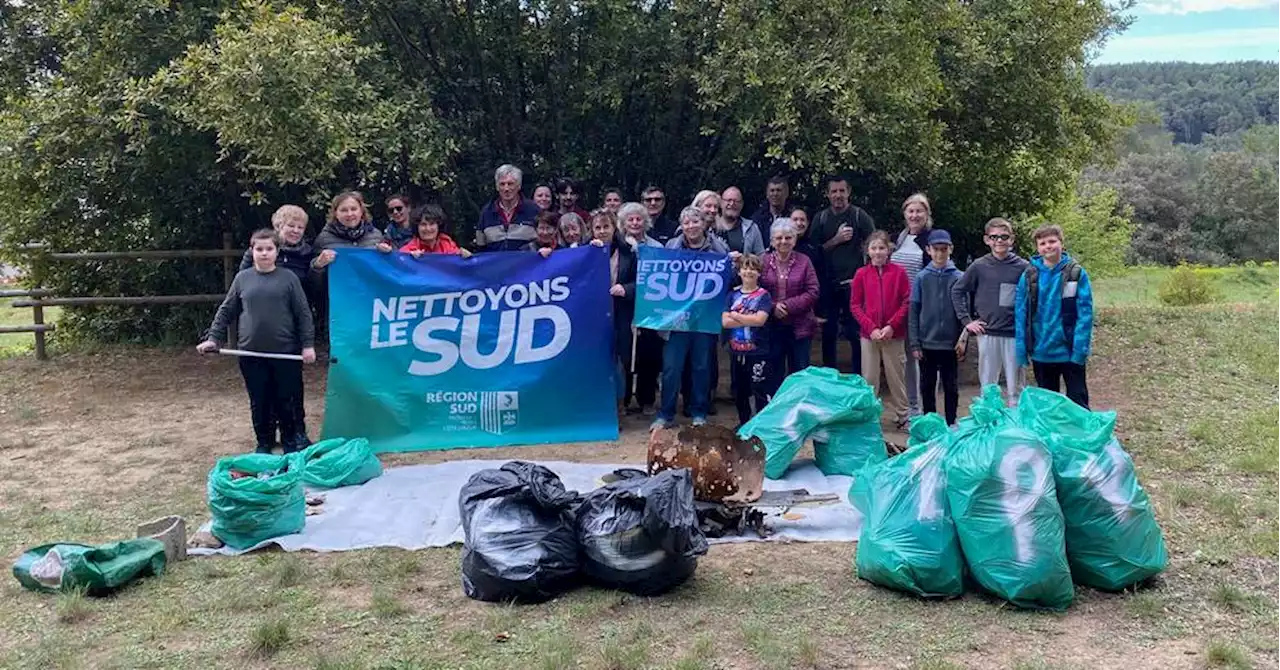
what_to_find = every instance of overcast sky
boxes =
[1095,0,1279,63]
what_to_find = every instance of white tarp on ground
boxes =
[190,459,861,556]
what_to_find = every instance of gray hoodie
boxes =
[910,261,964,351]
[949,252,1029,338]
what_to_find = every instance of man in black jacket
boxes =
[641,185,679,245]
[749,174,797,229]
[808,175,875,374]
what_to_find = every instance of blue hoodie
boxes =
[1015,253,1093,366]
[909,260,964,351]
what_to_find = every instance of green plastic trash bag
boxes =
[300,437,383,488]
[207,452,305,550]
[945,386,1074,610]
[813,420,886,476]
[738,367,881,479]
[1016,388,1168,591]
[850,414,964,598]
[13,538,166,595]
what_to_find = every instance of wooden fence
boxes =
[2,233,240,360]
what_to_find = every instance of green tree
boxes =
[0,0,1133,344]
[1018,186,1135,278]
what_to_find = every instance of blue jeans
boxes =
[661,332,716,421]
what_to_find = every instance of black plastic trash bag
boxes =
[577,468,709,595]
[459,461,581,603]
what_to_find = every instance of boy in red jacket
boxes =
[850,230,911,428]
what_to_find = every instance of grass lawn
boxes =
[0,266,1275,669]
[1092,263,1278,308]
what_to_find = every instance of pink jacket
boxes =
[850,262,910,338]
[760,251,820,339]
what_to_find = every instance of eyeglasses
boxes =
[987,234,1012,241]
[389,206,405,213]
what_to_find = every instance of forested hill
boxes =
[1087,61,1279,144]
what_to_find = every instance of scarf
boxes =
[326,220,375,243]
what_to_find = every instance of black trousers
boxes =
[620,328,663,408]
[919,348,960,425]
[731,354,772,425]
[1033,361,1090,409]
[239,357,305,451]
[820,282,861,375]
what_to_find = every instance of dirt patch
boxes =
[1,338,1275,669]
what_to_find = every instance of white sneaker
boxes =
[649,418,671,432]
[691,417,708,427]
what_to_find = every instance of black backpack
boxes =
[1022,260,1082,357]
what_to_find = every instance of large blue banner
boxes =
[321,247,619,452]
[632,246,733,334]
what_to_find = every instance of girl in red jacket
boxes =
[850,230,911,428]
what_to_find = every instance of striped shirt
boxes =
[892,230,928,291]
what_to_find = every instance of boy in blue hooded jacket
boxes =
[1015,224,1094,408]
[909,229,965,425]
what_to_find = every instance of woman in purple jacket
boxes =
[761,218,820,391]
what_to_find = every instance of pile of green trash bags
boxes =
[850,414,964,598]
[1016,388,1168,591]
[300,437,383,488]
[738,367,885,478]
[850,385,1167,610]
[13,538,167,595]
[206,438,383,549]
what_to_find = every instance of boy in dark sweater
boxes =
[237,205,317,444]
[950,218,1029,406]
[909,230,964,424]
[200,229,317,453]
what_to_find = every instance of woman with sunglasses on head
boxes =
[382,194,415,248]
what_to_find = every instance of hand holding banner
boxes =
[321,247,619,452]
[632,247,733,334]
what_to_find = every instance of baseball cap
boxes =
[927,229,953,246]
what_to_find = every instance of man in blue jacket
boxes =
[474,164,540,252]
[1015,224,1094,408]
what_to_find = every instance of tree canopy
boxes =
[0,0,1127,342]
[1088,61,1279,144]
[1082,62,1279,265]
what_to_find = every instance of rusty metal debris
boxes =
[647,424,765,504]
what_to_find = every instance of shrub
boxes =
[1018,186,1135,279]
[1158,265,1217,306]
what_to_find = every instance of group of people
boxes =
[197,162,1096,453]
